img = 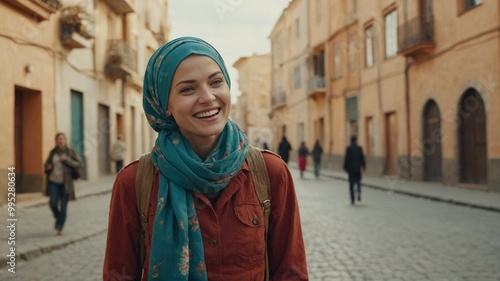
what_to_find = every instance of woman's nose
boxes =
[198,86,216,103]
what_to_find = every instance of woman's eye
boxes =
[211,79,223,86]
[180,87,194,93]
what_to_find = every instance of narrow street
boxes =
[1,169,500,281]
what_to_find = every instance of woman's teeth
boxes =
[195,109,219,118]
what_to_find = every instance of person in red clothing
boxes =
[103,37,308,281]
[298,141,309,178]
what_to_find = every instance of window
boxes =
[384,10,398,58]
[334,43,341,79]
[463,0,482,11]
[348,32,357,72]
[297,122,305,144]
[346,96,358,122]
[365,25,374,67]
[294,66,301,89]
[347,96,359,138]
[295,18,300,38]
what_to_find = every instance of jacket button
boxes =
[252,217,260,225]
[210,239,218,247]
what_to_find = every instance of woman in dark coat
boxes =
[278,136,292,164]
[44,132,82,235]
[311,140,323,179]
[298,141,308,178]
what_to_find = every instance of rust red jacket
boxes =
[103,151,308,281]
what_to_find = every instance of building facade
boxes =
[269,0,500,191]
[233,54,273,149]
[0,0,169,204]
[269,0,310,159]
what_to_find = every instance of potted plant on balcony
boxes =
[42,0,62,10]
[60,5,94,40]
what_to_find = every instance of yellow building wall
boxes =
[0,3,58,203]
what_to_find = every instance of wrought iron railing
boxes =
[271,91,287,107]
[308,75,326,92]
[105,39,137,74]
[398,16,434,52]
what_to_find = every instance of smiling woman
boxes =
[103,36,308,281]
[167,55,231,155]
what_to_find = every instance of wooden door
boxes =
[423,100,442,181]
[385,112,398,175]
[459,90,487,184]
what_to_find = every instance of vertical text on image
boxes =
[6,166,17,273]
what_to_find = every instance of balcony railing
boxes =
[307,75,326,97]
[105,40,137,79]
[398,16,435,57]
[271,91,287,108]
[103,0,134,14]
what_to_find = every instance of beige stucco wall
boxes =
[406,0,500,189]
[268,0,499,189]
[233,54,272,148]
[0,3,59,203]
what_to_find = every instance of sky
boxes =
[168,0,291,102]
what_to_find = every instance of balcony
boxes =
[5,0,60,21]
[307,75,326,99]
[105,40,137,80]
[59,5,94,49]
[61,24,92,49]
[103,0,134,14]
[398,16,435,57]
[271,91,287,109]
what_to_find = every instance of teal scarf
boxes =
[143,37,249,280]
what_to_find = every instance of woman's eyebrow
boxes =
[208,71,222,79]
[174,71,223,87]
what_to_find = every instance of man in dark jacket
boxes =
[278,136,292,164]
[343,135,366,205]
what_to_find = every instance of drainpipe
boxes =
[404,59,415,179]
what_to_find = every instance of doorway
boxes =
[71,90,86,179]
[423,100,442,181]
[98,104,111,176]
[15,87,43,193]
[385,112,398,175]
[458,89,487,184]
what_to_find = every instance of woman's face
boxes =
[168,55,231,146]
[56,134,67,149]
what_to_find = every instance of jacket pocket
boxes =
[233,203,265,268]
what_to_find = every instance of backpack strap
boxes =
[135,153,154,267]
[246,145,271,281]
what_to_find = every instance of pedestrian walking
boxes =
[110,135,126,173]
[311,139,323,179]
[262,141,269,150]
[103,36,308,281]
[298,141,308,178]
[343,135,366,205]
[278,136,292,164]
[44,132,82,235]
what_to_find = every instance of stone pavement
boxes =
[0,175,116,268]
[289,162,500,213]
[1,163,499,268]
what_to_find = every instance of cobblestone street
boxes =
[1,169,500,281]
